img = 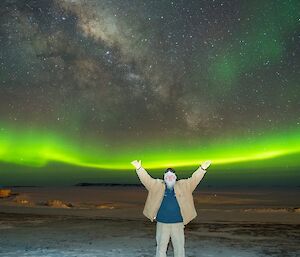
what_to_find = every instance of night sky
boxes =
[0,0,299,186]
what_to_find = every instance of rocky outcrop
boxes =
[14,196,32,205]
[46,199,73,208]
[0,189,12,198]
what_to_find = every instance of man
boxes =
[131,159,211,257]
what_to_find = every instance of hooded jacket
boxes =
[136,166,207,225]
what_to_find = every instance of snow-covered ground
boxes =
[0,214,299,257]
[0,186,299,256]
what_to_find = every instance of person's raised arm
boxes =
[186,160,211,192]
[131,160,155,191]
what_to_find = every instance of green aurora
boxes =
[1,123,299,170]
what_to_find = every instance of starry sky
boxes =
[0,0,299,186]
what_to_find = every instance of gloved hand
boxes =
[131,160,142,169]
[201,160,211,170]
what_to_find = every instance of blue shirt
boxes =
[156,186,183,223]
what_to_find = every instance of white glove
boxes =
[201,160,211,170]
[131,160,142,170]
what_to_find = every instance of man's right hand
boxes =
[131,160,142,169]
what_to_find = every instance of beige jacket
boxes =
[136,166,207,225]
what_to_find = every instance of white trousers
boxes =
[155,221,185,257]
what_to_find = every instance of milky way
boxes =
[0,0,299,185]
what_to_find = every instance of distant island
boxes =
[74,183,142,187]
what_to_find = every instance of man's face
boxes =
[164,171,177,189]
